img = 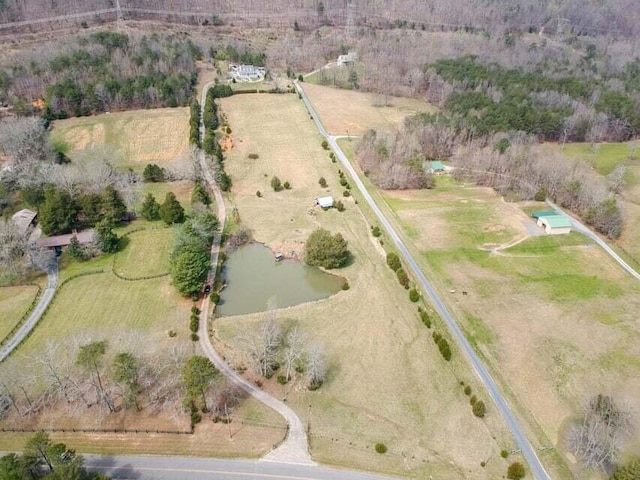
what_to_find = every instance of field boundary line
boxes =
[0,283,42,349]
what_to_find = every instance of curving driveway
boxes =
[0,261,58,363]
[295,81,552,480]
[196,81,313,465]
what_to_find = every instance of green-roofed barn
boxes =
[532,210,557,219]
[536,214,572,235]
[428,160,446,175]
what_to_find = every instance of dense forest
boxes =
[2,0,640,38]
[0,32,201,118]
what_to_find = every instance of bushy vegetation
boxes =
[611,458,640,480]
[386,252,401,271]
[396,268,409,288]
[143,163,166,183]
[507,462,526,480]
[375,442,388,454]
[304,228,350,269]
[169,212,219,296]
[1,32,201,118]
[202,86,233,192]
[159,192,185,225]
[189,99,201,146]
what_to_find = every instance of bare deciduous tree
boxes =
[304,342,327,390]
[239,303,282,378]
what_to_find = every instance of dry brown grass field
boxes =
[51,107,190,171]
[0,285,40,339]
[333,145,640,478]
[0,397,285,458]
[299,83,435,135]
[214,93,513,479]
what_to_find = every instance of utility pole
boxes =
[116,0,123,31]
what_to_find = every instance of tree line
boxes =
[0,31,201,118]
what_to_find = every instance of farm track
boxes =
[295,80,553,480]
[196,81,313,465]
[0,261,58,363]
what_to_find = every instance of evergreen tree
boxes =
[67,236,88,261]
[142,164,166,183]
[95,220,119,253]
[191,182,211,206]
[304,228,350,269]
[101,186,126,227]
[170,242,210,295]
[140,193,160,221]
[39,186,77,235]
[159,192,185,225]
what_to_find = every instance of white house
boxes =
[229,64,266,82]
[536,215,572,235]
[337,52,358,66]
[316,196,334,209]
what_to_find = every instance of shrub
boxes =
[409,288,419,302]
[304,228,351,269]
[470,395,477,405]
[335,200,345,212]
[190,333,199,341]
[321,140,329,150]
[159,192,185,225]
[329,152,335,160]
[500,450,509,459]
[464,385,472,396]
[472,400,486,418]
[319,177,327,187]
[396,268,409,289]
[437,337,452,361]
[339,177,348,187]
[190,316,199,333]
[371,226,381,237]
[507,462,525,480]
[611,458,640,480]
[386,252,401,271]
[226,126,232,134]
[341,282,350,290]
[248,153,259,159]
[432,331,442,343]
[256,190,262,197]
[375,443,387,454]
[210,292,220,304]
[343,190,351,197]
[168,330,177,338]
[420,310,431,328]
[191,411,202,426]
[271,176,283,192]
[276,375,288,385]
[480,461,486,467]
[191,306,201,315]
[284,181,291,190]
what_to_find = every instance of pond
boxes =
[216,243,344,317]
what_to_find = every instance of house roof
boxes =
[430,160,445,171]
[317,196,334,208]
[35,230,96,248]
[532,210,557,219]
[542,215,572,228]
[11,209,37,235]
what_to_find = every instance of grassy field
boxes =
[336,140,640,478]
[113,225,174,278]
[0,285,40,339]
[300,83,435,135]
[215,93,512,479]
[51,108,190,172]
[543,141,640,266]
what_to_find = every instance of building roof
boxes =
[317,196,334,208]
[430,161,445,171]
[35,230,96,248]
[541,215,572,229]
[532,210,557,219]
[11,209,37,235]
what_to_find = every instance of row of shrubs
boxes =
[190,306,200,342]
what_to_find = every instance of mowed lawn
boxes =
[300,83,435,135]
[51,108,190,172]
[372,177,640,475]
[114,226,173,278]
[216,93,510,479]
[0,285,40,340]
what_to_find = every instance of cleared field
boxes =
[361,171,640,477]
[142,180,193,212]
[0,285,40,339]
[300,83,435,135]
[51,108,190,171]
[216,93,511,479]
[114,226,174,278]
[0,397,285,459]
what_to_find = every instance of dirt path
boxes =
[196,81,313,465]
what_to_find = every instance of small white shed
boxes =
[537,215,572,235]
[316,196,334,209]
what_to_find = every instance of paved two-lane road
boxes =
[294,81,552,480]
[85,455,398,480]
